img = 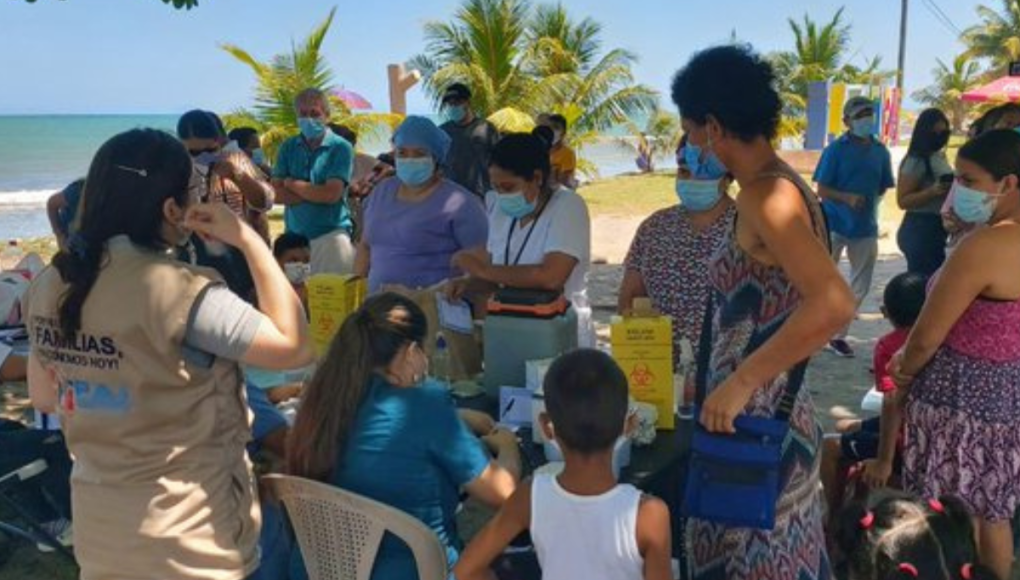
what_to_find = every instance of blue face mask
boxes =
[682,144,727,180]
[496,191,536,219]
[298,117,326,140]
[395,157,435,187]
[951,181,1000,225]
[676,179,723,211]
[251,148,266,166]
[850,116,875,139]
[445,104,467,124]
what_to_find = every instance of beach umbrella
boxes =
[332,88,373,110]
[961,76,1020,103]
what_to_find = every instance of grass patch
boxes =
[577,172,676,217]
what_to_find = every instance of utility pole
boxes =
[895,0,908,144]
[896,0,909,96]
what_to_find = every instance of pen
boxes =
[501,398,516,419]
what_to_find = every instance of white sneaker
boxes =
[36,518,73,553]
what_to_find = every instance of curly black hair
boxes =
[671,44,782,142]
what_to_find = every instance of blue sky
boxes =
[0,0,986,115]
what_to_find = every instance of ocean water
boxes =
[0,114,671,240]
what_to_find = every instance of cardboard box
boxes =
[307,274,368,356]
[611,299,674,429]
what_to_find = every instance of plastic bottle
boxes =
[432,332,451,390]
[1,239,24,271]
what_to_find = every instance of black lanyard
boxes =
[503,199,549,266]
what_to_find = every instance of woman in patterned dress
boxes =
[671,45,855,579]
[889,130,1020,580]
[618,135,735,373]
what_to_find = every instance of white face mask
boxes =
[283,261,311,285]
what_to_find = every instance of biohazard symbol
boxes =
[317,313,337,336]
[630,363,655,388]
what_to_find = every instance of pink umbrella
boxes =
[332,88,373,110]
[962,76,1020,103]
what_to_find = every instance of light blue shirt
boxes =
[813,134,895,239]
[273,130,354,239]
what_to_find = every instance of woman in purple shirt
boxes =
[355,116,488,292]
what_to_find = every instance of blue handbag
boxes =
[682,410,790,529]
[680,296,809,530]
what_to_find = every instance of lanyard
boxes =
[503,199,549,266]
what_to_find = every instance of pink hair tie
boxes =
[928,498,945,513]
[961,563,973,580]
[859,511,875,529]
[898,563,919,577]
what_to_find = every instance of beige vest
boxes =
[25,237,259,580]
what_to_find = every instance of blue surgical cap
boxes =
[393,115,452,163]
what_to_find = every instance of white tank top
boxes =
[530,473,644,580]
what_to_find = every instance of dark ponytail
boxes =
[287,293,428,481]
[52,129,191,339]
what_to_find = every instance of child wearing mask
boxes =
[242,233,313,403]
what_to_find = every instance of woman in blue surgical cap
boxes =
[354,116,489,293]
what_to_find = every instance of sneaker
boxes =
[827,338,855,358]
[36,518,73,553]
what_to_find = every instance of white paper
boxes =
[498,386,533,427]
[436,294,474,334]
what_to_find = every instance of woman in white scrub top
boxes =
[450,133,593,346]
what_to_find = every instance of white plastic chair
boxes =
[262,474,448,580]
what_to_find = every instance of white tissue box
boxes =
[526,358,555,393]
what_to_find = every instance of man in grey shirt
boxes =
[439,83,500,198]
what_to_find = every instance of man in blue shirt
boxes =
[814,96,895,357]
[272,88,356,274]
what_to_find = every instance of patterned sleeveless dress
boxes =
[688,166,832,580]
[903,280,1020,522]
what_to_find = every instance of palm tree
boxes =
[963,0,1020,70]
[839,55,896,86]
[770,7,892,139]
[220,9,396,160]
[526,3,602,75]
[615,108,680,174]
[913,54,983,133]
[410,0,656,177]
[408,0,541,116]
[780,8,852,104]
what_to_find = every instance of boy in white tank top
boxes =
[454,349,672,580]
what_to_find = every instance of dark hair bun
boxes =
[532,125,555,151]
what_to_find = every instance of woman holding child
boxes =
[890,129,1020,580]
[24,129,313,580]
[671,45,855,579]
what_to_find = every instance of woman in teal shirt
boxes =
[288,293,520,579]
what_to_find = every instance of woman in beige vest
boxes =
[24,128,314,580]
